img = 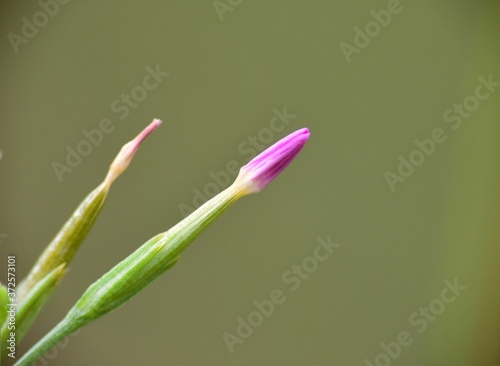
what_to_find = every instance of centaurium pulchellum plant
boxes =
[10,125,310,365]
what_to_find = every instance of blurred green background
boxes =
[1,1,499,365]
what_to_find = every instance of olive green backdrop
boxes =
[1,1,499,365]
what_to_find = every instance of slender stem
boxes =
[13,317,80,366]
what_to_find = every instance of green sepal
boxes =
[70,235,180,325]
[17,186,108,303]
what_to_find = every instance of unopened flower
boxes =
[18,119,162,302]
[104,118,162,186]
[234,127,310,194]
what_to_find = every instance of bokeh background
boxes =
[1,1,499,365]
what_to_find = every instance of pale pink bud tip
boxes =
[235,128,310,194]
[104,119,162,185]
[130,118,162,153]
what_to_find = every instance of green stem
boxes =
[13,317,80,366]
